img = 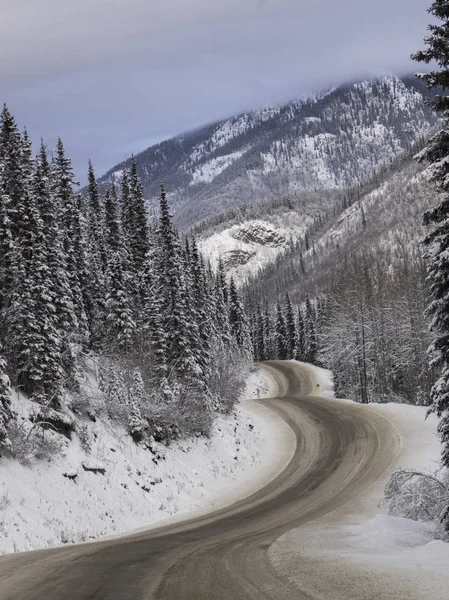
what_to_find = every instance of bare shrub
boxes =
[383,468,449,539]
[208,345,252,414]
[6,420,65,465]
[69,391,93,417]
[77,423,92,452]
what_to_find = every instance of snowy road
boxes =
[0,361,401,600]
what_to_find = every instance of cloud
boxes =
[1,0,432,179]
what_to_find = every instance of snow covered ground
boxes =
[0,366,294,555]
[269,372,449,599]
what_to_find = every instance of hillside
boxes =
[241,152,437,302]
[98,75,437,228]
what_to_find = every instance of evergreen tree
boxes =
[0,346,12,450]
[188,238,212,381]
[285,293,297,358]
[34,142,78,351]
[105,250,135,353]
[275,302,288,360]
[264,304,274,359]
[412,1,449,190]
[413,1,449,481]
[0,105,25,242]
[51,139,89,342]
[128,158,149,275]
[87,160,106,269]
[217,257,228,305]
[120,169,132,250]
[86,161,106,345]
[128,368,144,441]
[228,277,251,352]
[6,230,64,405]
[213,263,231,344]
[0,107,23,320]
[254,305,266,361]
[305,297,318,364]
[156,185,199,380]
[140,243,169,377]
[104,185,121,253]
[294,306,306,361]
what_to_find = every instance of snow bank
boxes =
[270,514,449,600]
[0,364,293,555]
[243,365,280,400]
[372,402,441,473]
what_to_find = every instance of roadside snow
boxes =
[0,366,293,555]
[270,363,449,599]
[271,514,449,600]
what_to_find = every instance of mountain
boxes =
[196,148,435,286]
[98,75,436,228]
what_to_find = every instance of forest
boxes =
[0,105,252,459]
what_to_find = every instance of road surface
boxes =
[0,361,400,599]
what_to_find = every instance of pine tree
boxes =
[34,141,79,381]
[285,293,297,359]
[120,169,132,250]
[0,345,12,451]
[264,304,274,359]
[128,158,149,275]
[275,302,288,360]
[0,105,25,242]
[254,305,266,361]
[155,185,199,380]
[413,1,449,483]
[305,297,318,364]
[217,257,228,305]
[6,227,64,405]
[86,161,106,345]
[104,184,122,254]
[128,368,144,441]
[0,106,23,320]
[105,250,135,353]
[412,1,449,190]
[228,277,251,352]
[87,160,106,270]
[188,238,212,381]
[51,139,89,343]
[294,306,306,361]
[213,263,231,345]
[140,243,169,377]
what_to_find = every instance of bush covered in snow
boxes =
[384,468,449,539]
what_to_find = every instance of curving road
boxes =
[0,361,400,600]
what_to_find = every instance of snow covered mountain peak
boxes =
[99,74,436,229]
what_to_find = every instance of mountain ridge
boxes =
[98,74,436,228]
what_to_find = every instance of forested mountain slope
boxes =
[234,151,440,406]
[98,75,436,228]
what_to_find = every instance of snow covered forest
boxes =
[0,105,253,461]
[244,173,435,406]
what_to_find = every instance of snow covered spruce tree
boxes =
[413,0,449,524]
[228,277,251,352]
[285,293,297,359]
[128,368,144,442]
[0,346,12,452]
[275,302,288,360]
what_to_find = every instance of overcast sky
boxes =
[1,0,432,180]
